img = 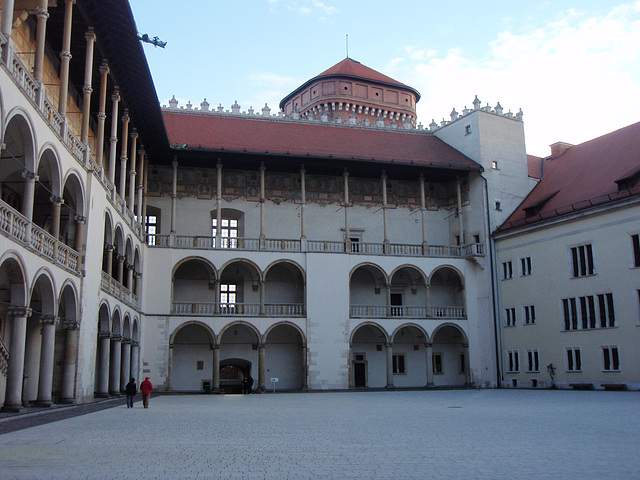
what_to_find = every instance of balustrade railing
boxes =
[264,303,305,316]
[219,303,260,316]
[0,203,29,243]
[350,304,465,319]
[100,271,139,309]
[264,238,301,252]
[170,301,304,317]
[11,53,37,103]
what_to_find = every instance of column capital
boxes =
[22,171,39,182]
[49,195,64,205]
[82,85,93,94]
[63,320,79,330]
[116,254,125,263]
[121,109,130,123]
[425,342,433,348]
[39,315,59,326]
[122,338,132,345]
[59,50,72,61]
[105,243,115,252]
[110,334,123,342]
[8,306,32,318]
[74,215,86,224]
[97,112,107,120]
[98,331,111,339]
[111,88,120,103]
[85,27,96,42]
[99,60,110,75]
[130,129,138,140]
[34,7,50,20]
[131,341,139,347]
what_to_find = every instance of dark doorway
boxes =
[353,362,366,387]
[220,358,252,394]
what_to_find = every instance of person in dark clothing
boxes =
[247,375,254,394]
[125,378,136,408]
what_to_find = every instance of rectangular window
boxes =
[459,353,466,374]
[602,346,620,371]
[570,244,594,277]
[523,305,536,325]
[392,354,406,375]
[566,347,582,371]
[526,350,540,372]
[505,307,516,327]
[146,215,157,246]
[506,350,519,373]
[220,284,237,313]
[502,261,513,280]
[520,256,532,276]
[432,353,443,374]
[562,298,578,330]
[632,234,640,268]
[212,218,238,248]
[596,293,615,327]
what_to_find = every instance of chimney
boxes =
[549,141,573,157]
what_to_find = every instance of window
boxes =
[566,347,582,371]
[220,284,237,313]
[632,234,640,268]
[495,200,502,211]
[579,295,597,329]
[491,160,498,169]
[502,261,513,280]
[570,244,594,277]
[506,350,519,373]
[392,354,406,375]
[562,298,578,330]
[505,307,516,327]
[520,256,532,276]
[526,350,539,372]
[602,346,620,371]
[597,293,615,327]
[465,124,472,135]
[146,215,158,245]
[350,237,360,253]
[196,360,204,371]
[212,218,238,248]
[459,353,466,374]
[563,293,614,330]
[523,305,536,325]
[432,353,443,374]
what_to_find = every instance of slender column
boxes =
[80,28,95,145]
[36,315,58,406]
[343,168,350,252]
[109,335,122,395]
[258,343,266,392]
[0,0,15,39]
[419,173,428,252]
[57,0,74,118]
[33,1,49,83]
[386,283,391,318]
[118,110,129,199]
[22,172,39,221]
[259,162,266,247]
[108,88,120,184]
[96,62,109,170]
[463,343,471,385]
[299,165,306,240]
[74,215,86,254]
[171,158,178,233]
[259,281,265,315]
[50,196,62,259]
[120,340,131,392]
[215,160,222,247]
[456,178,464,245]
[105,244,114,277]
[136,147,145,221]
[426,343,434,386]
[128,130,137,210]
[117,254,124,284]
[212,345,221,393]
[142,161,149,231]
[126,264,134,290]
[1,307,32,412]
[381,171,389,252]
[385,342,394,388]
[301,344,308,390]
[129,342,139,382]
[214,280,221,314]
[95,331,110,397]
[60,321,79,403]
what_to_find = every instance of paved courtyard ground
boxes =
[0,389,638,479]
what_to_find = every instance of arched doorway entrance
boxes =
[350,323,388,388]
[391,324,428,388]
[219,323,259,394]
[431,324,469,386]
[171,323,214,392]
[264,323,305,391]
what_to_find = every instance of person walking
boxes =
[140,377,153,408]
[125,378,137,408]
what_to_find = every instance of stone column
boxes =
[33,0,49,84]
[426,343,434,387]
[386,283,391,318]
[0,0,15,39]
[212,345,220,393]
[108,88,120,185]
[381,171,389,252]
[50,196,62,258]
[80,28,95,146]
[129,341,139,382]
[57,0,74,120]
[301,344,308,390]
[117,254,124,284]
[171,158,178,234]
[343,168,350,252]
[118,110,129,200]
[35,315,58,406]
[215,161,222,247]
[385,342,394,388]
[214,280,221,314]
[74,215,86,256]
[299,165,306,241]
[105,244,114,277]
[126,263,134,290]
[109,335,122,395]
[463,343,471,385]
[128,130,137,211]
[419,173,428,253]
[59,321,79,403]
[95,331,110,397]
[96,62,109,171]
[136,147,145,222]
[258,343,266,392]
[142,160,149,231]
[22,172,39,222]
[456,178,464,246]
[1,307,32,412]
[259,281,265,315]
[259,162,266,247]
[120,339,131,391]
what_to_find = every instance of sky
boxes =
[130,0,640,157]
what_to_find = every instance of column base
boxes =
[95,392,110,398]
[34,400,53,407]
[108,392,121,397]
[1,404,24,413]
[427,383,435,387]
[385,384,396,390]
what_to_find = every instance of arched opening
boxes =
[60,174,84,249]
[219,323,259,394]
[429,267,465,318]
[219,261,260,316]
[389,266,427,318]
[94,303,111,397]
[102,213,113,273]
[124,237,133,290]
[172,258,216,315]
[1,114,35,215]
[350,323,388,388]
[171,323,214,392]
[431,325,468,387]
[350,264,387,318]
[264,323,305,391]
[33,149,61,233]
[53,283,78,403]
[264,262,305,316]
[108,310,122,395]
[391,325,428,388]
[112,226,124,282]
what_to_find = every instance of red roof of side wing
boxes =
[498,121,640,231]
[162,111,480,172]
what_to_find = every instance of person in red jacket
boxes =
[140,377,153,408]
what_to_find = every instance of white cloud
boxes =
[268,0,337,17]
[390,2,640,156]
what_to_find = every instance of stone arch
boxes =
[389,265,428,318]
[94,301,111,396]
[428,266,465,319]
[390,323,430,388]
[0,252,29,310]
[218,321,261,394]
[349,263,388,318]
[123,237,133,289]
[170,321,216,392]
[102,211,114,273]
[122,314,132,340]
[132,247,141,295]
[350,322,389,388]
[98,301,111,333]
[390,323,429,344]
[112,225,125,281]
[60,171,85,249]
[54,281,80,402]
[263,260,305,316]
[263,321,306,391]
[219,260,262,315]
[131,317,140,343]
[33,146,62,233]
[431,323,469,387]
[1,110,36,215]
[29,269,57,316]
[58,281,79,326]
[172,257,217,314]
[111,308,122,337]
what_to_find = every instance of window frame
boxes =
[392,353,406,375]
[566,347,582,372]
[502,261,513,280]
[526,349,540,373]
[506,350,520,373]
[519,256,532,276]
[570,243,595,278]
[504,307,516,327]
[602,345,620,372]
[523,304,536,325]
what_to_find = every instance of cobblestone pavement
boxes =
[0,389,638,479]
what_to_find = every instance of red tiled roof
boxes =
[315,58,414,92]
[498,122,640,232]
[527,154,542,179]
[163,111,481,171]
